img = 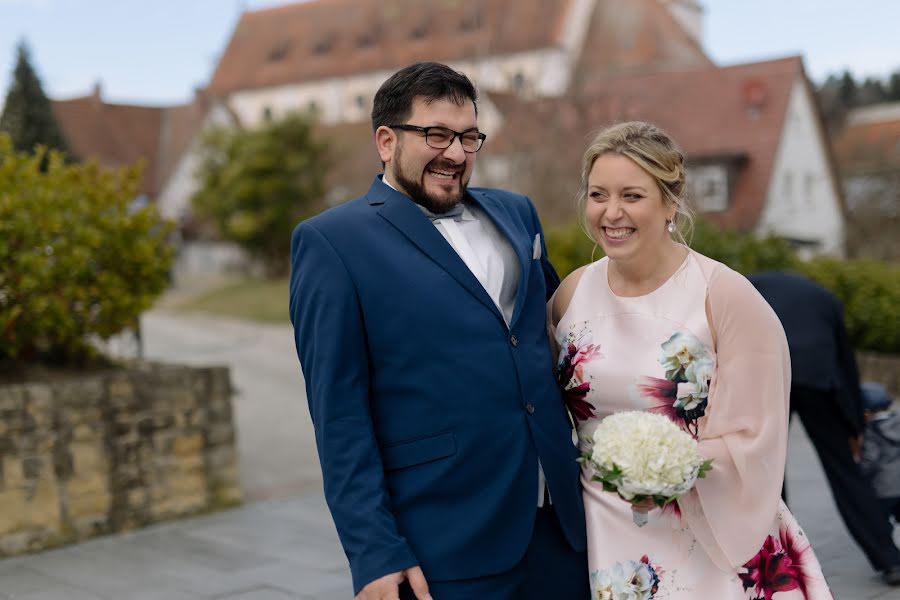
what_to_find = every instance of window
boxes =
[357,32,377,48]
[268,41,290,62]
[687,165,729,213]
[263,106,273,122]
[410,19,429,39]
[512,72,526,93]
[460,10,480,31]
[312,34,335,55]
[355,95,366,109]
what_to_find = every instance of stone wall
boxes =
[858,351,900,399]
[0,363,240,556]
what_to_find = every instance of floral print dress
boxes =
[554,252,833,600]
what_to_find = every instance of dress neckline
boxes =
[603,248,692,300]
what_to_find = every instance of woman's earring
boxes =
[666,220,675,234]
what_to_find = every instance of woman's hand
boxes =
[631,497,657,514]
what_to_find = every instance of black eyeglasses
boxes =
[388,124,487,153]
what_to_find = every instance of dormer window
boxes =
[357,31,378,48]
[312,34,335,55]
[460,10,481,31]
[410,19,429,39]
[268,41,290,62]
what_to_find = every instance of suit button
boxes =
[525,403,535,414]
[510,334,519,347]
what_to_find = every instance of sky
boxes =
[0,0,898,111]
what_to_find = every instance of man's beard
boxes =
[394,147,467,214]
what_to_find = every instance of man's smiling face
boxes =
[383,97,477,214]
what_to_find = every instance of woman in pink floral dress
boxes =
[550,122,833,599]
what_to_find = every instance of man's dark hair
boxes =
[371,62,478,131]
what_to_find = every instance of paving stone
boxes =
[212,585,299,599]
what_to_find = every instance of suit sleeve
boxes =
[289,222,417,594]
[678,264,791,570]
[832,296,865,434]
[524,196,560,300]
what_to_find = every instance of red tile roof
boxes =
[209,0,574,94]
[484,56,813,230]
[52,91,209,198]
[832,109,900,175]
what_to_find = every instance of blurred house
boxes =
[830,102,900,259]
[479,56,846,257]
[207,0,710,129]
[51,84,237,221]
[831,102,900,214]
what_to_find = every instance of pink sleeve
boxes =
[678,259,792,571]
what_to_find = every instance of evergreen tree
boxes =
[888,71,900,102]
[858,77,888,105]
[0,40,68,154]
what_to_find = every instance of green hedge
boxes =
[0,135,174,366]
[545,219,899,353]
[798,258,900,353]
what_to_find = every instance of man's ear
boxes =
[375,126,396,164]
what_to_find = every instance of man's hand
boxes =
[356,566,431,600]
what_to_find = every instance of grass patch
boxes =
[171,277,290,323]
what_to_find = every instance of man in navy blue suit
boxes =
[289,62,589,599]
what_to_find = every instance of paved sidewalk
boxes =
[0,494,350,600]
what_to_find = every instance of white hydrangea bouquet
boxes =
[579,411,713,526]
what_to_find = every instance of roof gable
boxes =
[485,57,807,229]
[52,92,209,198]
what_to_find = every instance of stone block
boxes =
[0,385,26,412]
[172,434,204,457]
[68,488,111,520]
[3,457,25,489]
[24,384,54,429]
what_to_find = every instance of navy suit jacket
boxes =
[289,177,586,594]
[748,271,864,434]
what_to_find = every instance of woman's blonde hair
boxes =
[576,121,694,245]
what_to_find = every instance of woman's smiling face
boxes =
[585,152,675,265]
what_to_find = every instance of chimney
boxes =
[91,80,102,103]
[741,79,768,119]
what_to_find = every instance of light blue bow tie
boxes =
[423,203,466,222]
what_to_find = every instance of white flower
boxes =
[675,382,704,410]
[658,331,707,377]
[684,355,714,391]
[587,411,706,500]
[591,561,656,600]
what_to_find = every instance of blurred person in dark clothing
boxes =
[748,271,900,586]
[860,382,900,523]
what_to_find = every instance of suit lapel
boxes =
[368,178,503,320]
[467,190,531,327]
